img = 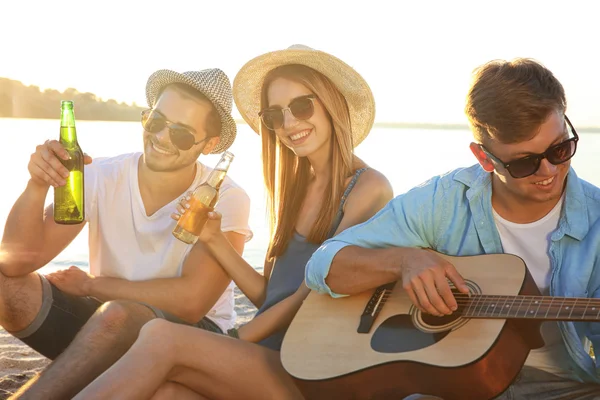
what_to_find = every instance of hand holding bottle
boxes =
[28,140,92,189]
[172,193,223,245]
[172,151,234,244]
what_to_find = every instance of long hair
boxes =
[260,65,355,261]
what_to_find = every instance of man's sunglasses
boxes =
[259,95,316,131]
[141,109,208,151]
[480,116,579,179]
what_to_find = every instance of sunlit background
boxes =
[1,0,598,126]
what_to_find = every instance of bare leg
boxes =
[0,272,43,332]
[75,319,304,400]
[13,300,156,400]
[150,382,208,400]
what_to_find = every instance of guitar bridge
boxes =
[357,282,396,333]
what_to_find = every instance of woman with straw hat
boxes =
[74,44,393,400]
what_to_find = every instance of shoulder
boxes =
[220,176,250,204]
[348,168,393,203]
[214,175,251,220]
[403,166,476,200]
[213,175,252,239]
[341,168,394,219]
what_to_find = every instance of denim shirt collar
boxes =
[452,165,589,251]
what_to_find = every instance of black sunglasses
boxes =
[259,95,316,131]
[141,109,208,151]
[480,116,579,179]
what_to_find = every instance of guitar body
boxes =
[281,253,544,400]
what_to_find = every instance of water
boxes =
[1,118,599,275]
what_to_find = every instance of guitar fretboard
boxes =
[461,295,600,321]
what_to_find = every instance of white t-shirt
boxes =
[493,195,577,379]
[84,152,252,332]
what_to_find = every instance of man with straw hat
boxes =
[0,68,252,399]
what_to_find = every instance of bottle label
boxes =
[176,197,214,235]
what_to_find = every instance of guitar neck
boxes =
[460,295,600,321]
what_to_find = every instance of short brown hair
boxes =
[162,83,222,138]
[465,58,566,144]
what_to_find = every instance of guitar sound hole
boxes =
[421,312,461,327]
[371,314,449,353]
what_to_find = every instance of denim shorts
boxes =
[12,274,223,360]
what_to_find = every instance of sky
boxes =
[1,0,598,126]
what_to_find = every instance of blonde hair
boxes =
[260,65,355,260]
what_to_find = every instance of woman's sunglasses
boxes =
[480,116,579,179]
[259,95,316,131]
[141,109,208,151]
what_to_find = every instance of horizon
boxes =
[4,115,600,133]
[1,0,598,126]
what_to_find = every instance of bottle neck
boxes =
[205,152,234,190]
[206,167,228,190]
[60,108,78,143]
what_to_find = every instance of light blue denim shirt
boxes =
[305,164,600,383]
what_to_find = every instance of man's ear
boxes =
[469,142,495,173]
[202,136,221,155]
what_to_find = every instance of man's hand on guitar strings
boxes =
[400,248,469,317]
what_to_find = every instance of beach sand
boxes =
[0,287,257,399]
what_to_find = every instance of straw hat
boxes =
[146,68,237,153]
[233,44,375,147]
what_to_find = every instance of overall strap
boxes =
[327,167,368,238]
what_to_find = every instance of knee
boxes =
[0,270,23,294]
[0,273,41,328]
[138,318,176,348]
[135,319,179,363]
[92,300,154,337]
[95,301,132,332]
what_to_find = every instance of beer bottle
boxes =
[173,151,234,244]
[54,100,85,224]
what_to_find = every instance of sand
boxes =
[0,287,257,399]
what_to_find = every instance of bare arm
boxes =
[0,141,91,277]
[326,246,410,294]
[50,231,246,323]
[202,229,267,307]
[326,246,468,316]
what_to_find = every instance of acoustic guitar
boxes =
[281,252,595,400]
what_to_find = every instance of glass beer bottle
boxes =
[172,151,234,244]
[54,100,85,224]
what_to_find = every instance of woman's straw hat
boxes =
[233,44,375,148]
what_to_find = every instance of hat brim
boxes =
[146,69,237,154]
[233,48,375,148]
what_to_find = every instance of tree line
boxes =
[0,77,144,121]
